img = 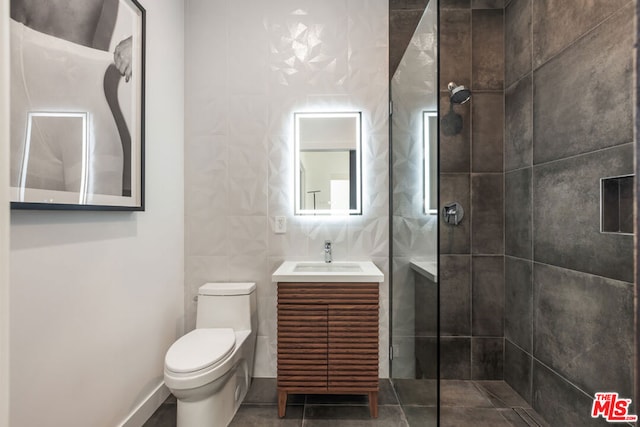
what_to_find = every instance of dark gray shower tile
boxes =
[471,256,504,337]
[471,10,504,90]
[416,337,438,379]
[532,144,634,282]
[505,0,531,86]
[471,174,503,254]
[441,0,471,10]
[533,263,634,397]
[440,9,471,91]
[440,174,471,254]
[505,168,532,259]
[471,338,504,380]
[230,405,303,427]
[390,9,427,76]
[440,255,471,336]
[504,257,532,352]
[415,273,437,337]
[533,3,634,164]
[505,74,532,172]
[440,407,512,427]
[441,338,471,380]
[504,340,532,404]
[532,361,602,427]
[393,378,437,406]
[471,0,505,9]
[471,93,504,173]
[532,0,630,68]
[618,176,634,234]
[440,92,471,173]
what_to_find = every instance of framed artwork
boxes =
[9,0,145,210]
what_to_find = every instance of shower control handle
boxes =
[442,202,464,226]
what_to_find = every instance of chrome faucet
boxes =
[324,240,332,263]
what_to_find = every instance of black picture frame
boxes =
[9,0,145,211]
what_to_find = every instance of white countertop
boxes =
[409,260,438,283]
[272,261,384,283]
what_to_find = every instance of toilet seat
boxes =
[165,328,236,374]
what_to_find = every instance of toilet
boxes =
[164,282,257,427]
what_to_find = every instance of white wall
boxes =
[1,0,10,426]
[9,1,184,426]
[184,0,389,377]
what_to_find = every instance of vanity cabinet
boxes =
[277,282,379,418]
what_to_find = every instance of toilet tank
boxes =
[196,282,257,332]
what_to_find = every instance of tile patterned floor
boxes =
[143,379,548,427]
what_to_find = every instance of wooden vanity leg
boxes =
[278,390,288,417]
[368,391,378,418]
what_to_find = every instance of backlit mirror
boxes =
[294,112,362,215]
[424,111,437,214]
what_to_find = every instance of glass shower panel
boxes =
[390,0,438,413]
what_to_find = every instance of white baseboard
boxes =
[119,382,171,427]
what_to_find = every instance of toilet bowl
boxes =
[164,282,257,427]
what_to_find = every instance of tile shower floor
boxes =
[143,379,548,427]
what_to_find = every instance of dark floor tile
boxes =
[440,407,512,427]
[474,381,530,409]
[302,405,408,426]
[142,402,176,427]
[402,406,437,427]
[440,380,493,408]
[533,3,634,164]
[230,405,303,427]
[244,378,304,405]
[392,379,437,406]
[379,379,401,405]
[497,408,551,427]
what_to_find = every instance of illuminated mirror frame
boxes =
[294,112,362,216]
[423,111,438,215]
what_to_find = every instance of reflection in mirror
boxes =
[294,112,361,215]
[423,111,437,214]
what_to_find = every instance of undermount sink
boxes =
[272,261,384,283]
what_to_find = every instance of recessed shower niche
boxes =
[601,174,634,234]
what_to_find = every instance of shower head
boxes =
[448,82,472,104]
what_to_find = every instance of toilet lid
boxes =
[165,328,236,373]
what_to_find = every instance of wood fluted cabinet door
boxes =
[277,282,379,418]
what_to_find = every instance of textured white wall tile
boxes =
[185,0,389,377]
